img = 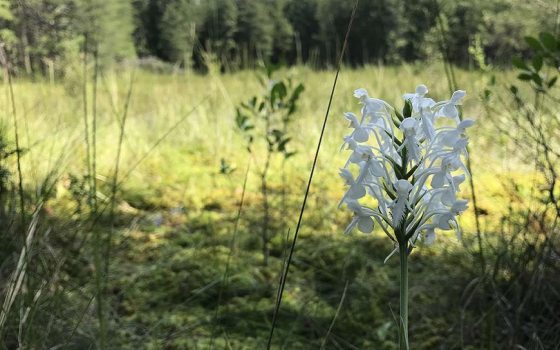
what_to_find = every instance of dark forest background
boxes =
[0,0,554,75]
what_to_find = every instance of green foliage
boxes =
[512,33,559,91]
[236,67,304,158]
[235,0,274,67]
[0,0,557,72]
[75,0,136,63]
[0,0,15,47]
[157,0,201,66]
[197,0,238,69]
[1,64,559,348]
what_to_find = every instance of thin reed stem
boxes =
[0,45,25,231]
[92,45,99,214]
[209,160,251,349]
[320,280,349,350]
[82,34,92,210]
[435,4,485,273]
[265,1,359,347]
[106,70,135,273]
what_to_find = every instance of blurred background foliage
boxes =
[0,0,555,74]
[0,0,559,349]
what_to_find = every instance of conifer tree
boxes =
[235,0,273,67]
[158,0,201,67]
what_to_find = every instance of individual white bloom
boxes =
[419,109,437,141]
[430,157,459,188]
[379,132,401,162]
[343,139,374,166]
[353,88,387,119]
[441,174,465,206]
[435,199,468,231]
[344,112,370,142]
[344,200,375,234]
[438,119,475,147]
[339,168,366,201]
[439,139,470,174]
[436,90,466,122]
[391,179,413,227]
[362,157,386,182]
[424,225,436,245]
[399,118,421,162]
[403,84,435,112]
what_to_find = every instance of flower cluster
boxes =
[339,84,473,258]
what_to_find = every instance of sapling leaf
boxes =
[278,137,291,152]
[525,36,543,51]
[531,73,543,86]
[532,55,543,72]
[539,32,557,52]
[284,151,296,159]
[512,57,528,70]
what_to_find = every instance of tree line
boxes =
[0,0,554,75]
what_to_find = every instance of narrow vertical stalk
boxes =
[82,34,92,202]
[92,58,106,350]
[261,114,272,266]
[209,160,251,349]
[434,5,485,273]
[0,46,25,230]
[399,242,409,350]
[92,45,98,214]
[265,1,359,347]
[261,150,271,267]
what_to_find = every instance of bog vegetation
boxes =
[0,0,559,349]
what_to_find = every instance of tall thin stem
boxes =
[82,34,92,208]
[0,45,25,230]
[434,6,485,273]
[399,242,409,350]
[264,1,359,347]
[261,149,271,267]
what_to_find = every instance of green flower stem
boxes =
[399,241,409,350]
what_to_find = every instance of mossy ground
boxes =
[1,64,550,349]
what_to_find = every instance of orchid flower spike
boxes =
[339,84,473,261]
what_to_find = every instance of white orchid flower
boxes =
[438,119,475,147]
[435,199,468,231]
[354,88,388,120]
[344,112,371,142]
[340,84,471,253]
[441,174,465,206]
[436,90,466,122]
[391,179,413,227]
[403,84,435,112]
[399,118,422,163]
[344,200,376,234]
[339,168,366,202]
[423,225,436,245]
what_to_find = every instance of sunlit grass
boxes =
[1,63,543,347]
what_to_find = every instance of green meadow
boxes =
[1,63,553,349]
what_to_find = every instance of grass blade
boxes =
[209,160,251,348]
[320,280,349,350]
[265,1,360,348]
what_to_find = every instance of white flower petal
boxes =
[358,216,374,233]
